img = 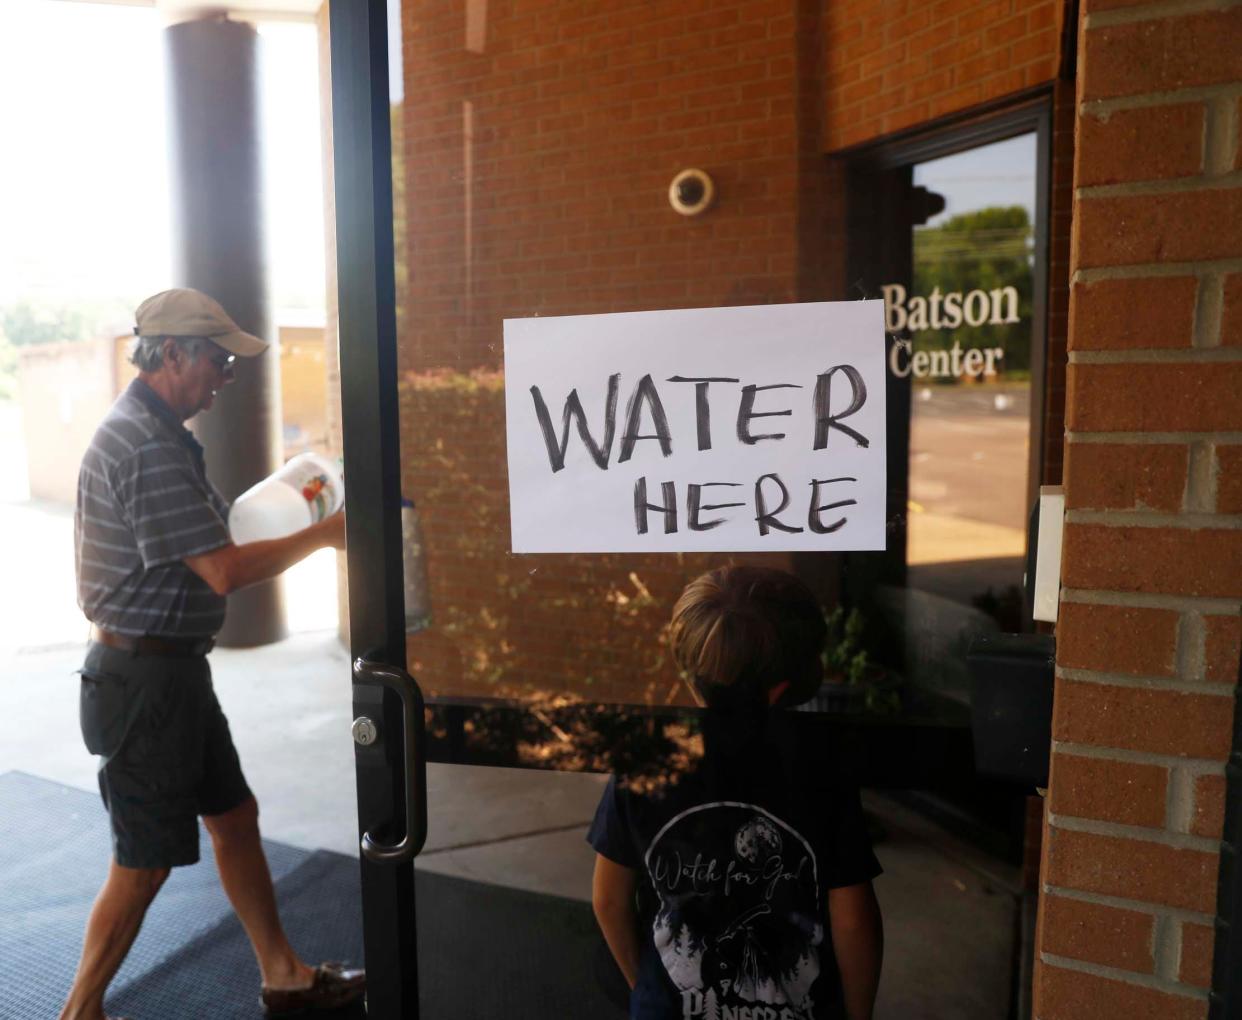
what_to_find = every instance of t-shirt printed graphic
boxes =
[644,802,823,1020]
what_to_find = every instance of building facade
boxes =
[310,0,1239,1014]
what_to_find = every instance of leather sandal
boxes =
[260,962,366,1016]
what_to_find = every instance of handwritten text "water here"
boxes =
[529,367,870,538]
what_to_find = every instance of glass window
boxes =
[850,127,1043,709]
[906,133,1035,606]
[387,0,1045,749]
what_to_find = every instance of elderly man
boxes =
[61,289,362,1020]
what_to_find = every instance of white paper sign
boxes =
[504,301,887,553]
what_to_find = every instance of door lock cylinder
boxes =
[352,716,380,747]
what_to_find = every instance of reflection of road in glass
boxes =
[907,383,1029,603]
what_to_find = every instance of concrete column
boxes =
[165,12,286,647]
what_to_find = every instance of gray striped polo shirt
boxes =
[75,379,231,637]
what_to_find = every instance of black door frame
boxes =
[840,94,1055,863]
[329,1,422,1016]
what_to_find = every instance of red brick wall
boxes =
[823,0,1066,151]
[400,0,828,372]
[397,0,1074,364]
[396,0,821,699]
[1035,2,1242,1015]
[387,0,1074,698]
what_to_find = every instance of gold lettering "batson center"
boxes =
[882,282,1020,332]
[882,282,1017,380]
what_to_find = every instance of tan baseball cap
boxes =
[134,288,269,357]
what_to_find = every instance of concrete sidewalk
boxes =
[0,631,609,893]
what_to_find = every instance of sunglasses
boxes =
[207,350,237,371]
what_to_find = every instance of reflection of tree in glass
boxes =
[912,205,1033,375]
[424,698,704,793]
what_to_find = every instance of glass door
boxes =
[846,103,1050,853]
[330,2,1023,1015]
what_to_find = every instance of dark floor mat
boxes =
[0,771,310,1020]
[114,851,625,1019]
[1,772,625,1020]
[108,849,367,1020]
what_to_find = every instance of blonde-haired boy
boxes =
[589,566,883,1020]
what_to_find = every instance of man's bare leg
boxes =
[59,861,170,1020]
[203,796,315,990]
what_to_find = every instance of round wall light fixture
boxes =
[668,168,715,216]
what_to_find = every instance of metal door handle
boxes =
[352,656,428,863]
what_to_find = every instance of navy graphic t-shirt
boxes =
[588,738,881,1020]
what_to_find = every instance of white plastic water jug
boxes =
[228,452,344,545]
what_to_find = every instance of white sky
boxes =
[914,133,1036,228]
[0,0,325,329]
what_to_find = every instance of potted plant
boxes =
[810,606,901,714]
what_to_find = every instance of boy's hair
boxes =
[669,565,827,707]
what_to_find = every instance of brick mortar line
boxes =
[1207,95,1239,176]
[1177,612,1209,681]
[1039,951,1210,999]
[1074,258,1242,282]
[1227,99,1241,174]
[1043,883,1219,924]
[1195,272,1225,348]
[1168,766,1198,835]
[1084,0,1242,30]
[1166,756,1184,830]
[1068,431,1242,445]
[1067,347,1241,363]
[1063,509,1242,528]
[1055,665,1232,695]
[1173,917,1191,985]
[1201,96,1215,178]
[1060,588,1242,611]
[1082,83,1242,117]
[1053,740,1229,774]
[1048,813,1221,852]
[1186,442,1215,512]
[1154,912,1180,982]
[1208,445,1224,511]
[1077,171,1242,199]
[1187,608,1207,680]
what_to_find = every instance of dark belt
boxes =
[90,625,214,658]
